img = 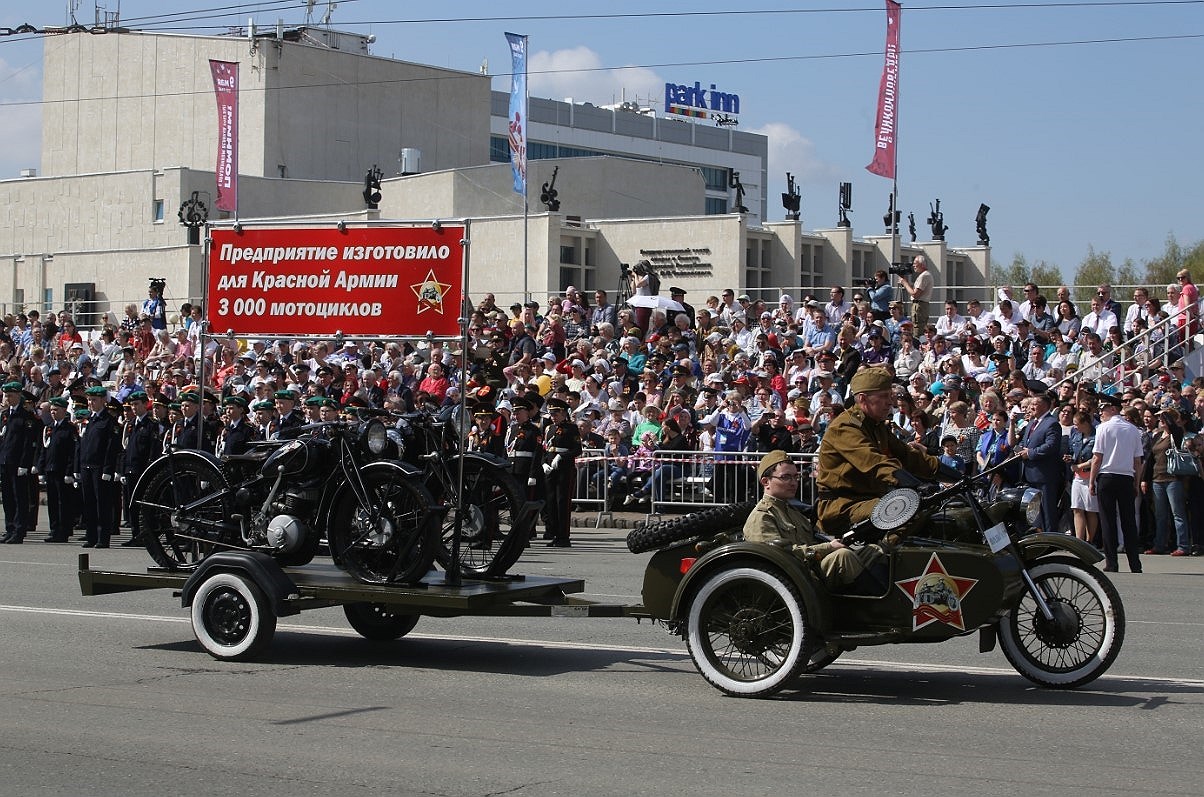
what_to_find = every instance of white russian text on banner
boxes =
[209,60,239,212]
[866,1,901,179]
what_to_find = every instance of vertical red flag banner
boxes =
[207,225,465,338]
[210,60,239,212]
[866,0,901,179]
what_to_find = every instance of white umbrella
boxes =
[626,295,685,313]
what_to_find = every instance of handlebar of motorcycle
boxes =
[918,452,1025,506]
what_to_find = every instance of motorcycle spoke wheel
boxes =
[686,566,808,698]
[135,456,230,570]
[999,558,1125,688]
[435,462,529,577]
[331,472,436,585]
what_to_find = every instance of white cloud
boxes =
[746,121,838,186]
[527,46,665,107]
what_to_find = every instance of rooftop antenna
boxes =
[321,1,337,26]
[67,0,82,26]
[479,58,488,75]
[304,0,317,25]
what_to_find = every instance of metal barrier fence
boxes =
[573,448,819,523]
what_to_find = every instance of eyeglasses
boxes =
[770,472,801,482]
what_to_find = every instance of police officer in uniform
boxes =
[0,382,36,543]
[216,395,255,457]
[269,389,306,439]
[38,396,79,542]
[815,367,945,537]
[505,398,543,504]
[118,390,162,546]
[23,390,45,535]
[541,397,581,547]
[169,391,218,453]
[77,385,121,548]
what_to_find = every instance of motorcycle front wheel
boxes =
[329,472,437,585]
[135,455,232,570]
[998,557,1125,688]
[434,460,529,577]
[685,565,809,698]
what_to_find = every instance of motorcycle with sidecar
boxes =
[629,464,1124,698]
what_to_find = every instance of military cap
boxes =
[511,397,534,413]
[124,390,149,403]
[178,391,200,403]
[85,385,109,397]
[48,396,69,408]
[21,390,36,404]
[1024,379,1050,395]
[274,389,298,401]
[849,367,893,395]
[757,449,793,480]
[670,364,690,376]
[222,395,248,409]
[545,397,569,412]
[303,395,324,407]
[168,402,182,411]
[252,400,275,412]
[1099,393,1123,408]
[320,397,340,409]
[1,381,22,393]
[473,406,495,417]
[73,408,90,419]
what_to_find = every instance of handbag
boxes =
[1166,443,1199,477]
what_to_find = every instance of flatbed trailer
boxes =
[78,552,650,661]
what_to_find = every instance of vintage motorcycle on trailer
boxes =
[629,459,1125,698]
[130,417,441,585]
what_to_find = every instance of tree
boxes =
[997,252,1062,295]
[1143,233,1204,288]
[1072,246,1115,305]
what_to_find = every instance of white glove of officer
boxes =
[551,455,563,471]
[16,468,27,477]
[101,473,113,482]
[527,477,537,486]
[30,466,38,475]
[542,463,553,476]
[119,475,127,484]
[65,476,76,486]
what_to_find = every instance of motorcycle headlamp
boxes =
[364,419,389,455]
[1021,487,1042,527]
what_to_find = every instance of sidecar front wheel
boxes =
[998,557,1125,688]
[685,565,808,698]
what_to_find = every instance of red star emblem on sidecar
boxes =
[894,552,979,631]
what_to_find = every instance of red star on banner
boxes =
[410,270,451,315]
[894,553,979,631]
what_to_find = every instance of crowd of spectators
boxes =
[5,271,1204,555]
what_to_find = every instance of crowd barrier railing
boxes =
[570,449,819,521]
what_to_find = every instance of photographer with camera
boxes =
[866,270,892,321]
[897,255,933,330]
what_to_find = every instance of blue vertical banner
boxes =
[505,32,528,196]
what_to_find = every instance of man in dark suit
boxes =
[1018,385,1064,534]
[77,385,121,548]
[119,390,162,546]
[38,396,79,542]
[0,381,37,543]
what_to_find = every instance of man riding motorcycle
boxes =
[815,367,946,537]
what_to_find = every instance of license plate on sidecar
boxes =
[983,522,1010,553]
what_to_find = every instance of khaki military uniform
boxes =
[742,494,867,587]
[815,405,939,536]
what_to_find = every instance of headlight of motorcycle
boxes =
[1021,487,1042,527]
[364,419,389,455]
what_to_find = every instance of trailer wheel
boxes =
[343,602,420,641]
[190,571,276,661]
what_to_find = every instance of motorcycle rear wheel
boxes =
[136,456,232,570]
[998,557,1125,688]
[686,565,809,698]
[434,460,529,577]
[329,472,437,585]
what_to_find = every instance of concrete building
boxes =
[0,26,988,324]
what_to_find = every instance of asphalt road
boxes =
[0,525,1201,797]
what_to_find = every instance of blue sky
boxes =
[1,1,1200,281]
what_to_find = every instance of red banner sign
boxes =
[865,0,901,180]
[210,60,239,212]
[207,225,465,338]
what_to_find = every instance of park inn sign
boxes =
[663,80,741,120]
